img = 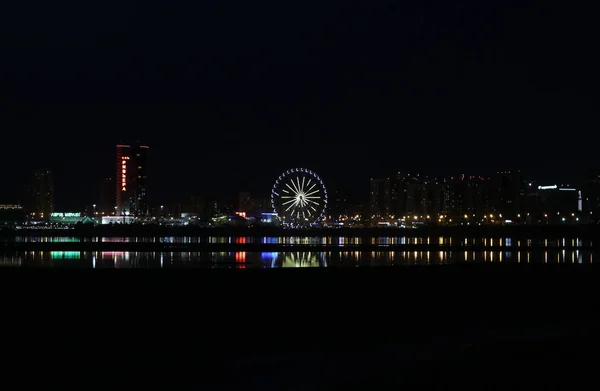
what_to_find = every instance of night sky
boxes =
[1,1,597,209]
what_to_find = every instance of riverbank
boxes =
[2,223,600,239]
[0,241,594,252]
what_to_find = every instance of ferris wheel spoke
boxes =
[285,201,298,212]
[306,183,317,193]
[292,181,302,195]
[282,188,290,194]
[282,199,296,205]
[306,198,320,206]
[305,189,320,197]
[290,183,301,196]
[296,177,302,194]
[285,183,296,194]
[305,195,320,200]
[301,176,306,193]
[292,177,302,193]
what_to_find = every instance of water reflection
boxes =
[2,236,593,248]
[279,252,326,268]
[0,249,595,268]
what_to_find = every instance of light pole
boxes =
[92,204,96,216]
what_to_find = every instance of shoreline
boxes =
[0,242,595,252]
[2,224,600,239]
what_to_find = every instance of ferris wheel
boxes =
[271,168,327,225]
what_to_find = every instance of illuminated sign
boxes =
[50,213,81,218]
[538,185,557,190]
[0,204,22,210]
[121,156,129,191]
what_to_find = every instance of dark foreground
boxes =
[1,264,598,389]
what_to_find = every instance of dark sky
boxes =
[1,1,598,209]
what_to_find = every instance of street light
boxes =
[92,204,96,216]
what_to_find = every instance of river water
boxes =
[0,248,593,268]
[0,235,594,267]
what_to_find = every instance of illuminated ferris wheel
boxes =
[271,168,327,225]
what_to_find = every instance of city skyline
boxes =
[0,142,593,219]
[1,2,596,209]
[2,3,598,382]
[0,142,594,212]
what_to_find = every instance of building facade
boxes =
[98,177,114,215]
[26,168,54,219]
[0,204,25,225]
[370,178,391,219]
[584,169,600,220]
[490,170,523,219]
[116,144,149,216]
[537,185,580,222]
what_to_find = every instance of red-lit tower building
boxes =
[116,143,150,216]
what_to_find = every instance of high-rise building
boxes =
[184,193,205,217]
[423,178,443,218]
[537,185,580,218]
[98,177,115,215]
[116,144,149,216]
[372,173,442,220]
[370,178,391,219]
[391,173,441,218]
[238,192,252,212]
[237,192,270,216]
[26,168,54,219]
[329,188,349,220]
[490,170,523,219]
[442,175,490,218]
[584,169,600,219]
